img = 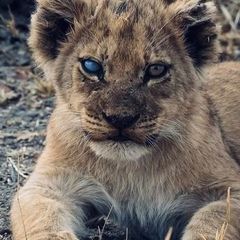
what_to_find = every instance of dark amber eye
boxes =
[81,59,103,75]
[145,63,168,79]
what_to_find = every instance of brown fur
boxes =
[11,0,240,239]
[205,62,240,165]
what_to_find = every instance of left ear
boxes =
[28,0,91,70]
[170,0,220,67]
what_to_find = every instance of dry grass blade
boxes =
[0,6,18,36]
[216,0,240,32]
[17,154,28,240]
[8,157,28,179]
[219,4,238,32]
[199,187,231,240]
[33,77,55,97]
[234,9,240,26]
[98,206,113,240]
[164,227,173,240]
[200,234,207,240]
[125,228,128,240]
[215,222,228,240]
[215,187,231,240]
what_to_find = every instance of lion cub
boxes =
[11,0,240,239]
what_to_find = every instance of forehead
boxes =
[76,0,177,62]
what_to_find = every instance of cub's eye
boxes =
[81,59,102,75]
[144,63,168,79]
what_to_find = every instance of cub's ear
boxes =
[170,0,220,67]
[29,0,89,69]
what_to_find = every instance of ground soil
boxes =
[0,1,239,240]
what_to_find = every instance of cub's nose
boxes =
[102,112,140,129]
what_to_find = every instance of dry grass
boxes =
[98,206,113,240]
[216,0,240,32]
[33,77,55,97]
[28,69,55,97]
[17,154,28,240]
[214,0,240,60]
[0,89,17,105]
[200,187,231,240]
[164,227,173,240]
[214,187,231,240]
[0,6,18,37]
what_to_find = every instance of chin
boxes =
[89,140,151,161]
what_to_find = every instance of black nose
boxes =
[102,113,140,129]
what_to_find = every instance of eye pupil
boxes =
[82,59,102,74]
[147,64,166,78]
[150,65,164,75]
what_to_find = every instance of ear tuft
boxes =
[28,0,88,68]
[33,9,73,59]
[172,0,220,67]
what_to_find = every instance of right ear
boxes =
[169,0,220,68]
[28,0,90,69]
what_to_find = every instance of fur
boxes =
[11,0,240,239]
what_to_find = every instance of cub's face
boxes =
[30,0,219,161]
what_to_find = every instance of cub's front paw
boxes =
[181,232,203,240]
[32,231,79,240]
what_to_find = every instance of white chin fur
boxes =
[89,141,150,161]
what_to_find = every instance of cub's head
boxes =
[30,0,219,161]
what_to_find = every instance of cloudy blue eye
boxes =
[81,59,102,75]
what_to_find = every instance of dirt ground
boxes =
[0,1,239,240]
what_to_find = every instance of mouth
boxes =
[88,131,152,160]
[108,133,132,142]
[107,132,158,145]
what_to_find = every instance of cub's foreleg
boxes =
[182,198,240,240]
[11,168,113,240]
